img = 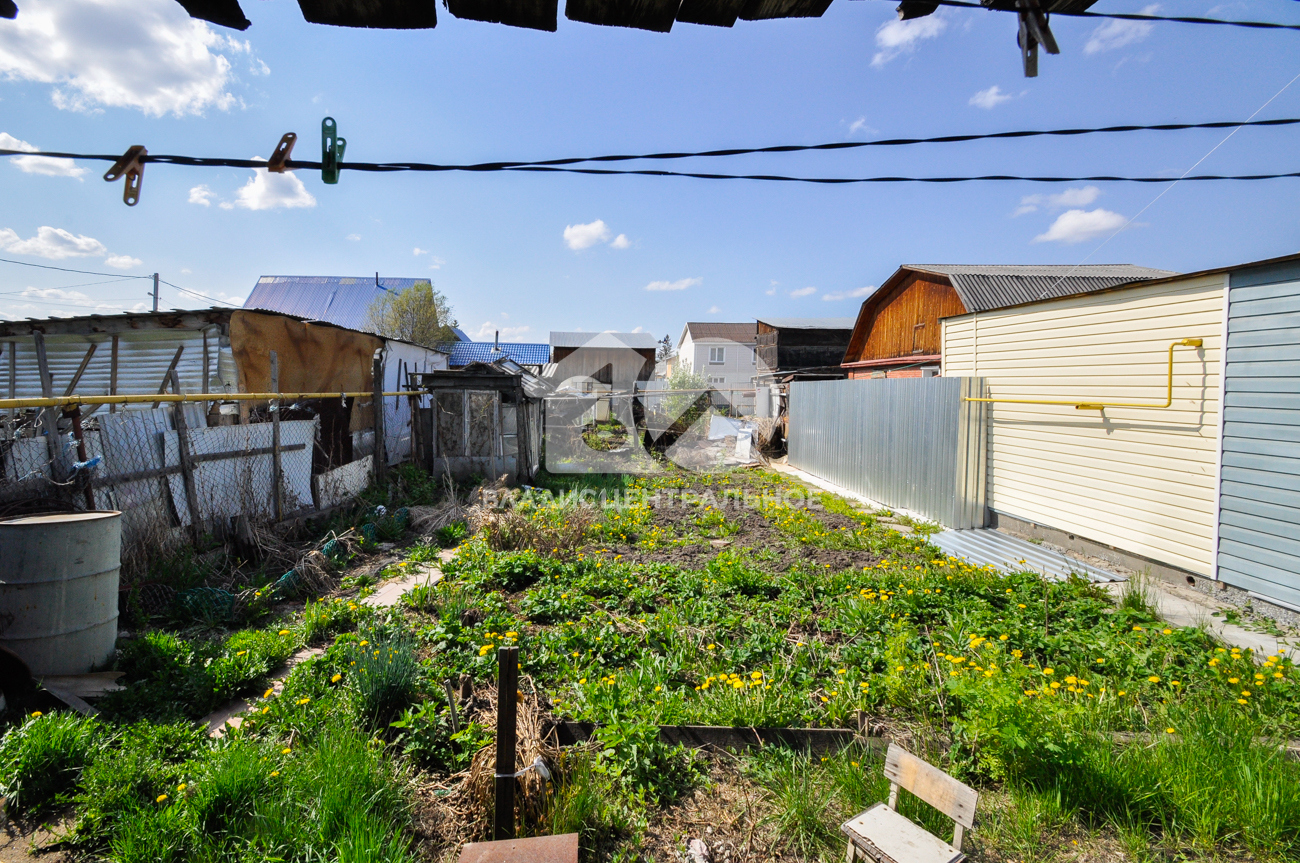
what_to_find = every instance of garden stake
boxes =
[494,645,519,840]
[443,678,461,735]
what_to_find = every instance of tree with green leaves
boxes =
[365,281,458,347]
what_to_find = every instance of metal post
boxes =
[493,645,519,841]
[152,272,159,312]
[169,369,202,541]
[372,349,387,485]
[270,350,283,522]
[7,341,15,426]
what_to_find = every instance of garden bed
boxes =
[2,466,1298,863]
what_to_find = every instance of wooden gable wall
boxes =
[843,274,967,364]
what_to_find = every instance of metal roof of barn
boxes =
[439,341,551,366]
[903,264,1176,313]
[756,317,856,330]
[549,331,660,349]
[244,276,433,334]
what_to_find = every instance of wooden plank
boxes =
[108,334,119,414]
[373,349,387,484]
[270,350,283,522]
[62,342,98,397]
[675,0,745,26]
[169,369,203,541]
[202,327,211,418]
[565,0,682,32]
[883,744,977,830]
[447,0,558,31]
[842,804,964,863]
[32,331,61,476]
[91,443,306,488]
[154,345,185,409]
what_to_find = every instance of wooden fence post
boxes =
[169,369,203,542]
[270,350,283,522]
[494,645,519,841]
[32,332,61,479]
[372,349,387,485]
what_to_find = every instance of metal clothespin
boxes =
[103,146,147,206]
[1011,0,1058,78]
[340,392,348,408]
[267,133,297,173]
[321,117,346,185]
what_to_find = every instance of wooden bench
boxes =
[841,744,978,863]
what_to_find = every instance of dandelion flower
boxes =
[1043,668,1054,676]
[1148,676,1161,683]
[1228,677,1239,684]
[282,747,292,755]
[29,711,42,718]
[1165,728,1175,734]
[156,794,168,803]
[279,629,290,636]
[331,673,342,683]
[271,770,280,777]
[177,783,187,792]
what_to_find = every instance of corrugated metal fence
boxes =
[787,377,987,528]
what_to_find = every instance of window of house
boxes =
[708,375,726,385]
[709,346,725,364]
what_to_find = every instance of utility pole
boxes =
[152,272,159,312]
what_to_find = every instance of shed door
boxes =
[1218,276,1300,608]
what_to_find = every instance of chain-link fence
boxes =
[0,392,421,578]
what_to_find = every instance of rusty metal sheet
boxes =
[458,833,578,863]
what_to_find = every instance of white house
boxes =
[676,322,760,391]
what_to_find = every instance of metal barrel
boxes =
[0,511,122,675]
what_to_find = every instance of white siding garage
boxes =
[942,274,1225,576]
[1217,259,1300,608]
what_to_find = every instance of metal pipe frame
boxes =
[963,338,1204,412]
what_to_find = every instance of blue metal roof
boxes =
[244,276,431,333]
[441,341,551,367]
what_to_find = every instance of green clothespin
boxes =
[321,117,346,185]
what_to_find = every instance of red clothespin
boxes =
[267,133,297,173]
[103,145,147,206]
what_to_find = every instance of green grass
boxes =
[0,712,107,814]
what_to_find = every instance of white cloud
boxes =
[609,234,631,249]
[188,184,215,206]
[707,306,722,314]
[230,159,316,211]
[1085,5,1158,54]
[766,280,778,296]
[631,326,644,333]
[823,286,875,302]
[470,321,532,341]
[429,256,445,270]
[872,15,947,67]
[1033,208,1128,244]
[848,117,873,135]
[10,286,148,315]
[0,225,106,259]
[790,286,817,298]
[413,247,428,256]
[104,254,142,269]
[563,219,612,250]
[0,132,87,178]
[969,86,1012,109]
[645,277,702,292]
[1014,185,1101,216]
[0,0,260,117]
[346,233,362,241]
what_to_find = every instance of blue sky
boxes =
[1,0,1298,344]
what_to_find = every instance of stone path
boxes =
[204,550,454,738]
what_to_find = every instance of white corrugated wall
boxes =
[941,274,1226,576]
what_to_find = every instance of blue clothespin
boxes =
[321,117,346,185]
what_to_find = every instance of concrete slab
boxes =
[1100,581,1300,662]
[362,563,442,608]
[206,646,323,737]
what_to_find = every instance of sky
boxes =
[1,0,1298,345]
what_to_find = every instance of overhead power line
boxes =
[893,0,1300,32]
[498,167,1300,183]
[0,257,153,279]
[3,117,1299,175]
[159,279,240,307]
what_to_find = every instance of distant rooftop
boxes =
[682,322,758,343]
[244,276,433,333]
[901,264,1177,313]
[549,331,660,349]
[440,341,551,367]
[756,317,857,330]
